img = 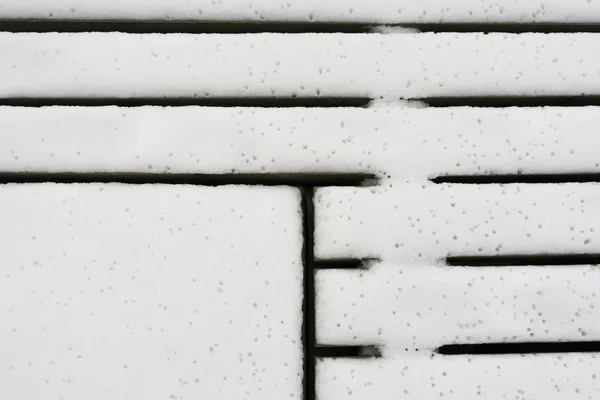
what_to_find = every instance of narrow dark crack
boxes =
[0,97,371,108]
[0,172,377,187]
[446,254,600,266]
[4,96,600,108]
[315,345,382,358]
[431,173,600,184]
[438,341,600,355]
[300,186,317,400]
[2,20,600,34]
[313,258,378,269]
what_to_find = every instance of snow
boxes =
[1,0,600,23]
[1,106,600,178]
[306,108,600,398]
[317,353,600,400]
[2,5,600,399]
[317,264,600,350]
[0,184,303,400]
[2,33,600,98]
[314,184,600,260]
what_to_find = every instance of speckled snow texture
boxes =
[1,0,600,22]
[317,264,600,350]
[0,184,303,400]
[315,184,600,261]
[2,106,600,178]
[317,354,600,400]
[312,129,600,398]
[2,33,600,98]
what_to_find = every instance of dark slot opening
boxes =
[437,341,600,355]
[0,97,371,108]
[313,258,377,269]
[421,96,600,108]
[431,173,600,184]
[315,345,382,358]
[300,187,317,400]
[446,254,600,267]
[4,96,600,108]
[2,20,600,34]
[0,172,378,187]
[396,23,600,33]
[0,20,372,34]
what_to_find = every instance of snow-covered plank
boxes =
[315,183,600,348]
[0,184,302,400]
[316,264,600,350]
[315,184,600,260]
[2,106,600,179]
[1,0,599,23]
[317,354,600,400]
[2,33,600,98]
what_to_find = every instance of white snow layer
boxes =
[3,15,600,400]
[0,0,600,23]
[1,106,600,179]
[0,184,303,400]
[317,354,600,399]
[2,33,600,98]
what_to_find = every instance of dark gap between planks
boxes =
[437,341,600,355]
[300,187,317,400]
[432,173,600,184]
[446,254,600,266]
[0,97,372,108]
[315,345,382,358]
[421,96,600,107]
[0,172,378,187]
[2,20,600,33]
[3,96,600,108]
[313,258,377,269]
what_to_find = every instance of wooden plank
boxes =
[1,0,599,23]
[317,264,600,349]
[0,184,302,400]
[2,33,600,98]
[318,354,600,400]
[1,106,600,179]
[314,184,600,260]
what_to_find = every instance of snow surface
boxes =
[0,184,303,400]
[317,354,600,400]
[2,7,600,399]
[1,0,600,23]
[317,264,600,350]
[2,33,600,98]
[1,106,600,179]
[314,184,600,260]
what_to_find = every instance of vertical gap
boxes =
[301,186,316,400]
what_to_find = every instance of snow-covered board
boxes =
[317,353,600,399]
[1,0,599,23]
[0,184,303,400]
[1,106,600,178]
[2,33,600,98]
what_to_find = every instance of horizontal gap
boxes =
[0,172,378,187]
[3,96,599,108]
[422,96,600,108]
[0,97,371,108]
[437,341,600,355]
[432,173,600,184]
[2,20,600,34]
[315,345,381,358]
[0,20,373,34]
[446,254,600,267]
[398,23,600,33]
[313,258,377,269]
